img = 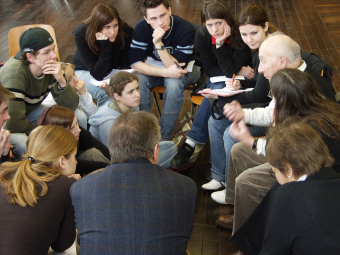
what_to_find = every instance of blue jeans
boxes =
[208,116,267,183]
[138,65,200,140]
[158,141,178,168]
[186,79,225,145]
[10,104,88,159]
[75,70,111,107]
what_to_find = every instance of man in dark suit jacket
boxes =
[70,111,197,255]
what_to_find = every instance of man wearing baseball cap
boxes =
[0,27,79,158]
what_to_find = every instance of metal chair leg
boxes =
[152,92,161,117]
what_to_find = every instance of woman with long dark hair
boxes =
[170,0,254,170]
[71,3,134,106]
[200,4,277,196]
[0,126,78,254]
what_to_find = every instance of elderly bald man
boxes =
[212,33,336,233]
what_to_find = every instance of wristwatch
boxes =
[156,45,165,51]
[215,41,224,46]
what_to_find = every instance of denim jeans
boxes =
[158,141,178,169]
[138,65,200,140]
[208,116,267,183]
[10,103,88,159]
[186,79,225,145]
[10,103,53,159]
[75,70,111,107]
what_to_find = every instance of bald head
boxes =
[258,34,302,80]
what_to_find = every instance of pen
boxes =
[173,61,183,70]
[232,74,235,84]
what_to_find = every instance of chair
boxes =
[8,24,60,61]
[190,95,204,114]
[151,84,196,117]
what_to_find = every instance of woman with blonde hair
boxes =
[0,125,78,254]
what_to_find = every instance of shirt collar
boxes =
[297,174,308,182]
[297,60,307,72]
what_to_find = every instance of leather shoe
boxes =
[216,214,233,231]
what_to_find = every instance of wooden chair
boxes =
[190,95,204,115]
[8,24,60,61]
[150,84,196,117]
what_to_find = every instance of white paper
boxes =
[90,69,135,86]
[186,60,195,72]
[198,87,253,97]
[210,75,245,83]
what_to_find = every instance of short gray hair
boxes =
[108,111,161,163]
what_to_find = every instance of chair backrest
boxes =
[8,24,60,61]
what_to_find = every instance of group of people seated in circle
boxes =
[0,0,339,254]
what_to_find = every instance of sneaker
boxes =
[170,143,195,169]
[211,189,228,204]
[201,179,225,190]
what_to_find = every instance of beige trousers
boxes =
[225,142,276,234]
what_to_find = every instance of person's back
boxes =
[71,159,196,254]
[0,126,79,254]
[260,168,340,254]
[0,175,76,254]
[71,111,197,254]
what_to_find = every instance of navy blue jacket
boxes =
[71,158,197,255]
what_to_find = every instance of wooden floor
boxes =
[1,0,339,254]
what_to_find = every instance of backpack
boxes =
[301,52,334,94]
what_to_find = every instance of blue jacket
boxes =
[88,99,135,148]
[88,100,177,168]
[71,158,197,255]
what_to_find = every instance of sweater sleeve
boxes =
[78,127,110,159]
[240,78,256,89]
[51,81,79,111]
[73,30,114,80]
[129,21,150,66]
[196,32,222,77]
[79,91,97,118]
[171,22,195,65]
[3,73,36,134]
[213,43,251,78]
[119,24,134,69]
[243,99,275,126]
[197,30,251,77]
[259,190,295,255]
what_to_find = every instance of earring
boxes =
[288,176,291,178]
